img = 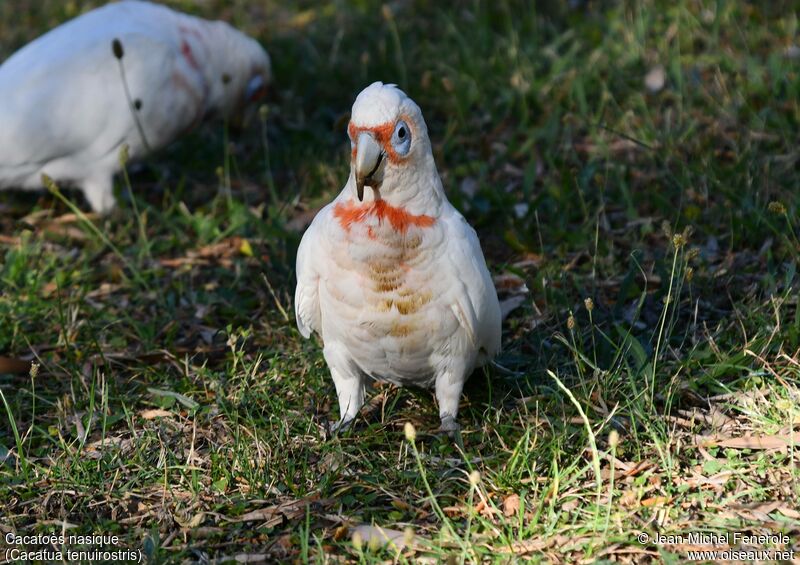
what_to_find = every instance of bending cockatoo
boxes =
[295,82,501,433]
[0,0,271,212]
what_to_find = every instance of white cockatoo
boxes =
[0,0,271,212]
[295,82,501,433]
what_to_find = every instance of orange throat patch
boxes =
[333,199,435,234]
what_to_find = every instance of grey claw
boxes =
[329,418,353,435]
[438,417,461,438]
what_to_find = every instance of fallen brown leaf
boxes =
[727,500,794,523]
[84,436,133,459]
[351,525,410,551]
[159,237,258,268]
[697,434,797,450]
[333,526,349,541]
[503,493,520,517]
[622,460,656,478]
[777,506,800,519]
[0,356,32,374]
[474,498,501,517]
[507,538,549,554]
[175,511,205,529]
[234,507,281,524]
[641,496,671,507]
[140,409,174,420]
[217,554,270,564]
[228,494,328,528]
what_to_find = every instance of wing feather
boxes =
[442,210,502,358]
[294,215,324,339]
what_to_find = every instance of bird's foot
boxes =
[438,417,461,437]
[328,417,354,436]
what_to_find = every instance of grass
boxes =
[1,0,799,562]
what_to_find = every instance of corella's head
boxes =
[211,21,272,126]
[348,82,435,202]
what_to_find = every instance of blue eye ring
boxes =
[392,120,412,156]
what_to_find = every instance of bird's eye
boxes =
[392,120,411,156]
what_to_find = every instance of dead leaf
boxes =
[0,356,32,374]
[729,501,783,514]
[351,525,409,551]
[159,237,257,268]
[513,254,544,269]
[508,539,549,554]
[503,493,520,517]
[620,490,638,507]
[42,223,89,242]
[675,470,732,490]
[494,273,529,294]
[176,511,205,529]
[219,554,270,564]
[727,503,783,525]
[641,496,671,507]
[561,498,579,512]
[622,460,655,478]
[84,436,133,459]
[273,534,293,551]
[698,435,797,450]
[229,495,327,527]
[474,498,501,517]
[85,283,124,299]
[777,506,800,519]
[573,138,650,156]
[675,407,736,432]
[234,507,281,523]
[494,273,529,320]
[140,409,173,420]
[186,527,223,538]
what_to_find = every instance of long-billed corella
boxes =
[0,0,271,212]
[295,82,502,434]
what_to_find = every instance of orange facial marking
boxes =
[348,115,413,165]
[333,199,435,234]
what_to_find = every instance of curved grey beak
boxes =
[354,132,383,201]
[245,75,266,101]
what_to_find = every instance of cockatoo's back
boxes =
[1,2,183,77]
[0,2,201,169]
[0,0,271,212]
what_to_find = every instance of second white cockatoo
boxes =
[295,82,501,433]
[0,0,271,212]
